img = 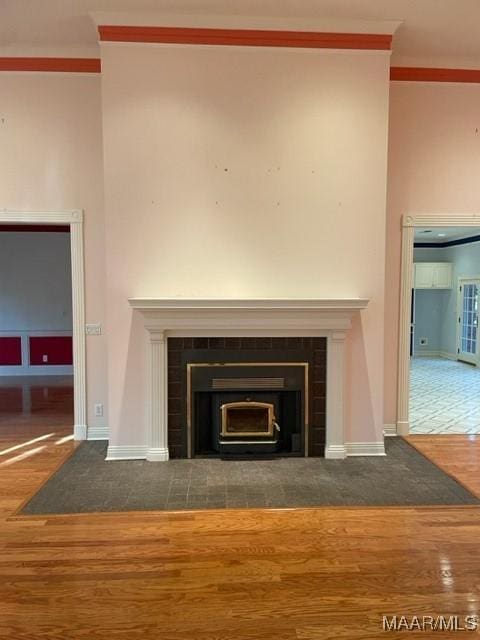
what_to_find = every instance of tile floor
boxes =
[21,438,479,513]
[410,357,480,434]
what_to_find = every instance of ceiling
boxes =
[1,0,480,67]
[414,227,480,243]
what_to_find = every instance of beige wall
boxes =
[385,82,480,426]
[101,44,391,448]
[0,74,108,430]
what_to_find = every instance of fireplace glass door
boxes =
[220,401,275,438]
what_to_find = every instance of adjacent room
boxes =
[410,227,480,434]
[0,226,74,440]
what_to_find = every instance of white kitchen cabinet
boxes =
[414,263,452,289]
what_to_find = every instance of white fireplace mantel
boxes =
[127,298,369,461]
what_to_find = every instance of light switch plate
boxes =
[85,323,101,336]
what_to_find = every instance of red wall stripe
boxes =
[98,25,392,50]
[0,337,22,366]
[0,57,101,73]
[29,337,73,366]
[390,67,480,83]
[0,224,70,233]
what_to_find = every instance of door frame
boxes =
[456,276,480,366]
[0,210,86,440]
[397,213,480,435]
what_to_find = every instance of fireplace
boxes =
[126,298,370,461]
[183,354,310,458]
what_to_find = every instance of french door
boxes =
[458,279,480,365]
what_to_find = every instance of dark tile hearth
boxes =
[20,438,479,515]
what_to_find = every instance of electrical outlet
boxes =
[42,354,48,363]
[420,337,428,346]
[94,403,103,417]
[86,323,102,336]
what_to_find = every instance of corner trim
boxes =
[98,26,392,50]
[105,445,148,461]
[390,67,480,83]
[346,441,386,456]
[0,57,101,73]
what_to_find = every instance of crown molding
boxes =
[391,67,480,83]
[0,57,101,73]
[98,25,392,50]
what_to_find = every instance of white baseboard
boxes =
[87,426,109,441]
[325,444,347,459]
[383,424,397,436]
[439,351,457,361]
[74,423,87,440]
[346,441,386,456]
[0,365,73,376]
[105,445,148,461]
[414,350,456,361]
[146,447,169,461]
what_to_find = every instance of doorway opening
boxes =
[398,215,480,435]
[0,211,86,448]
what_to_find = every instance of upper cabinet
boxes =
[414,262,453,289]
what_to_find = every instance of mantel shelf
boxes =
[128,298,369,311]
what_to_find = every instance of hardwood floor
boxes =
[407,434,480,498]
[1,385,480,638]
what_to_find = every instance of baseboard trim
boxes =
[105,445,148,461]
[73,423,87,440]
[439,351,457,361]
[397,420,410,436]
[87,426,109,441]
[346,441,386,456]
[414,350,456,361]
[146,447,169,462]
[383,424,397,436]
[325,444,347,459]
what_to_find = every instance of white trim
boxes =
[146,447,169,461]
[0,365,73,376]
[456,276,480,366]
[324,444,347,459]
[413,351,458,361]
[398,213,480,436]
[383,424,397,436]
[131,299,368,461]
[87,426,109,441]
[129,297,369,311]
[105,445,148,461]
[0,210,87,440]
[346,441,386,456]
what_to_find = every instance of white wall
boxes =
[101,44,391,449]
[0,73,107,432]
[385,82,480,427]
[0,231,72,331]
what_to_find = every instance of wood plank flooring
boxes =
[407,434,480,497]
[1,382,480,638]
